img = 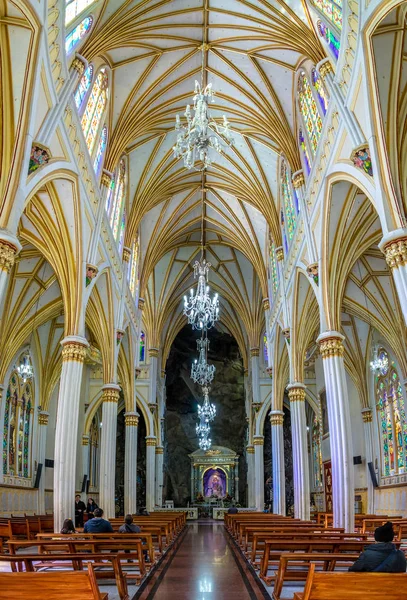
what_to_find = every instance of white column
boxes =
[0,235,21,316]
[191,462,195,501]
[81,434,90,502]
[253,436,264,511]
[124,412,139,515]
[246,446,255,507]
[234,457,239,503]
[146,436,156,512]
[148,349,159,408]
[317,332,354,532]
[270,410,285,515]
[250,349,261,406]
[287,384,310,521]
[380,231,407,327]
[155,446,164,508]
[53,336,88,532]
[37,411,49,514]
[99,384,120,519]
[362,408,375,515]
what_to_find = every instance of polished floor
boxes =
[140,522,269,600]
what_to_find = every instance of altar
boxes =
[189,445,239,502]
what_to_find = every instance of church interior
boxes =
[1,0,407,597]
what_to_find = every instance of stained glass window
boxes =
[311,69,329,116]
[270,239,278,296]
[299,129,311,175]
[140,331,146,363]
[263,334,268,364]
[93,126,107,174]
[3,365,33,479]
[74,64,93,110]
[118,209,126,254]
[317,20,340,59]
[65,0,96,26]
[65,16,92,54]
[281,160,297,241]
[375,349,407,477]
[312,414,323,488]
[109,159,126,241]
[298,73,323,156]
[81,68,108,154]
[280,210,288,254]
[129,237,139,297]
[311,0,342,31]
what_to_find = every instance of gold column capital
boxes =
[155,446,164,455]
[276,246,284,262]
[138,298,145,310]
[246,445,255,454]
[262,298,270,311]
[124,412,139,426]
[287,383,306,402]
[122,246,131,262]
[102,384,120,403]
[0,240,19,273]
[61,337,89,362]
[253,436,264,446]
[318,58,334,79]
[382,238,407,269]
[82,434,90,445]
[146,437,157,447]
[362,408,373,423]
[148,347,159,358]
[292,171,305,189]
[250,347,260,357]
[71,56,86,74]
[101,170,114,188]
[317,332,344,359]
[270,411,284,426]
[38,412,49,425]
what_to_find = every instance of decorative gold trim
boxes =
[270,413,284,426]
[276,247,284,262]
[149,347,159,358]
[246,446,255,454]
[262,298,270,311]
[138,298,145,310]
[319,60,334,79]
[318,336,344,359]
[250,347,260,357]
[61,341,88,363]
[288,387,306,402]
[155,446,164,454]
[125,414,139,426]
[135,368,141,378]
[244,368,248,376]
[292,172,305,188]
[0,241,18,273]
[146,438,157,447]
[38,413,49,425]
[101,172,113,188]
[362,409,373,423]
[122,247,131,262]
[82,435,90,445]
[253,436,264,446]
[383,238,407,269]
[86,264,98,287]
[160,369,166,378]
[306,262,319,285]
[102,387,120,403]
[71,57,86,74]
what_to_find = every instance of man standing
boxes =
[75,494,86,528]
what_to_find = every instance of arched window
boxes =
[108,159,126,242]
[139,331,146,363]
[263,334,268,364]
[269,238,278,297]
[298,72,323,157]
[81,68,108,154]
[317,20,340,60]
[3,364,33,479]
[311,69,329,116]
[280,210,288,255]
[312,414,323,488]
[65,16,92,54]
[375,349,407,477]
[129,237,139,297]
[93,126,107,174]
[118,209,126,254]
[75,64,93,110]
[281,160,297,242]
[311,0,342,31]
[299,129,311,176]
[65,0,96,26]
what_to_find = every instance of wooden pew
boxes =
[271,552,360,598]
[0,564,108,599]
[293,564,407,599]
[362,517,406,534]
[241,524,346,553]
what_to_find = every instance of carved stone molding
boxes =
[318,59,334,79]
[122,246,131,262]
[287,384,306,402]
[270,412,284,426]
[292,171,305,189]
[282,328,290,344]
[82,434,90,445]
[266,367,273,378]
[253,436,264,446]
[246,445,255,454]
[71,56,86,74]
[383,238,407,269]
[160,369,166,378]
[276,246,284,262]
[116,329,125,346]
[318,335,344,359]
[149,347,159,358]
[124,413,139,427]
[146,437,157,447]
[101,170,113,188]
[155,446,164,455]
[61,340,88,363]
[250,347,260,358]
[38,412,49,425]
[102,386,120,403]
[362,408,373,423]
[0,241,19,273]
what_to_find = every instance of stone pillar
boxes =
[0,236,21,314]
[362,408,375,515]
[53,336,88,532]
[250,348,261,406]
[246,445,255,507]
[317,332,354,532]
[270,410,285,515]
[149,349,159,409]
[287,384,310,521]
[380,232,407,327]
[253,436,264,512]
[81,434,90,502]
[37,411,49,514]
[234,457,239,503]
[124,412,139,515]
[146,436,156,512]
[99,384,120,519]
[155,446,164,508]
[191,463,195,501]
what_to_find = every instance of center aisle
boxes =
[139,522,269,600]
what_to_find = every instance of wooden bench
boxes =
[0,565,108,599]
[271,552,360,597]
[242,526,347,555]
[293,565,407,599]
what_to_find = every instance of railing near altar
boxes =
[212,508,257,520]
[154,508,198,520]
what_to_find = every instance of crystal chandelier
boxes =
[197,386,216,423]
[196,414,210,437]
[184,259,219,330]
[191,334,216,385]
[370,347,389,375]
[17,351,33,383]
[198,430,212,451]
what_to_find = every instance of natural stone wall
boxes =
[163,326,246,506]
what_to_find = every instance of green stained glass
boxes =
[311,0,342,31]
[270,240,278,296]
[298,73,323,156]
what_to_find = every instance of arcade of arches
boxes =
[1,0,407,589]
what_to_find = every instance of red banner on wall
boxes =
[324,460,333,513]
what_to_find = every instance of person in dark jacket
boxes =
[75,494,86,528]
[83,507,114,533]
[86,497,98,519]
[118,514,141,533]
[349,521,406,572]
[227,505,238,514]
[61,518,76,534]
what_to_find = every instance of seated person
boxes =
[119,514,141,534]
[137,506,150,516]
[349,522,406,572]
[61,518,76,534]
[83,507,114,533]
[227,504,238,514]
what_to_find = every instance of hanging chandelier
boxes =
[196,414,210,437]
[191,334,216,385]
[198,429,212,451]
[197,385,216,423]
[173,46,234,171]
[183,259,219,330]
[370,347,389,375]
[17,351,33,383]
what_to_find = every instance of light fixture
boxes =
[197,386,216,423]
[173,47,234,171]
[17,352,33,383]
[196,414,210,437]
[198,433,212,451]
[191,333,216,385]
[370,347,389,375]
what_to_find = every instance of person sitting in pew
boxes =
[228,504,238,514]
[349,521,406,573]
[60,518,76,534]
[83,507,113,533]
[118,514,141,534]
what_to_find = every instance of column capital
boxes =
[148,347,159,358]
[82,434,90,445]
[253,435,264,446]
[276,246,284,262]
[155,446,164,455]
[250,347,260,357]
[102,383,121,403]
[124,411,139,426]
[138,298,145,310]
[262,297,270,311]
[0,238,21,273]
[244,368,248,376]
[122,246,131,262]
[38,411,49,425]
[316,57,334,79]
[379,229,407,269]
[292,170,305,189]
[361,408,373,423]
[61,336,89,362]
[101,169,114,188]
[246,445,255,454]
[287,382,306,402]
[270,410,284,426]
[146,436,157,447]
[317,331,344,358]
[160,369,166,378]
[86,264,98,286]
[71,54,87,74]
